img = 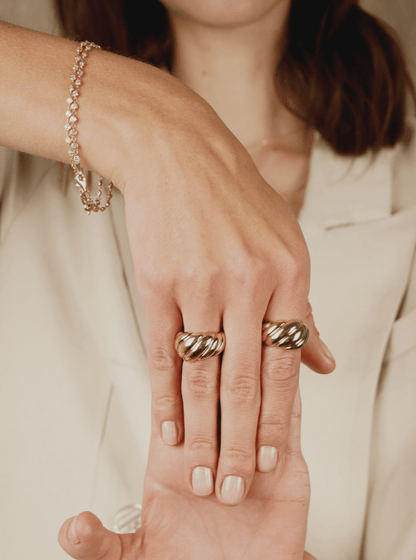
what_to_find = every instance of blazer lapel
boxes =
[299,139,416,560]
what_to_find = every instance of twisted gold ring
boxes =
[175,331,226,362]
[262,320,310,350]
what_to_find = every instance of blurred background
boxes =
[364,0,416,86]
[1,0,415,98]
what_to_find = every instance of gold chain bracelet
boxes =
[65,41,114,215]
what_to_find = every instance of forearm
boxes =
[0,21,207,192]
[0,21,90,164]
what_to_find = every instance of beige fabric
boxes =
[1,118,416,560]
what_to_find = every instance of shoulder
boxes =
[391,115,416,214]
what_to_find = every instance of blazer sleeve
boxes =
[362,117,416,560]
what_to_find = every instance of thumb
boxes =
[301,302,336,374]
[58,511,126,560]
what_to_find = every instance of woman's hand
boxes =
[59,386,317,560]
[97,59,335,505]
[0,20,334,504]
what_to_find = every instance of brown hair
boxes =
[55,0,416,156]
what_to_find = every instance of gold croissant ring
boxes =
[262,320,310,350]
[175,331,226,362]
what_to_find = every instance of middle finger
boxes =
[215,307,262,506]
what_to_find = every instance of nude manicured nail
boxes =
[161,421,178,445]
[192,467,213,496]
[320,339,335,361]
[257,446,278,472]
[221,475,245,506]
[68,516,80,545]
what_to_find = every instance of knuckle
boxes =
[229,256,267,287]
[153,394,180,417]
[188,438,217,455]
[197,269,220,292]
[281,248,309,282]
[186,367,217,399]
[249,257,269,282]
[285,255,303,280]
[258,415,289,447]
[148,346,177,375]
[291,409,302,422]
[224,374,259,406]
[262,353,299,385]
[140,266,172,294]
[229,264,249,287]
[182,266,220,293]
[223,445,255,468]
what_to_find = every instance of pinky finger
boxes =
[58,512,131,560]
[301,301,336,374]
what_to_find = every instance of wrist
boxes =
[79,49,209,196]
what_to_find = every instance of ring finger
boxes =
[256,287,308,474]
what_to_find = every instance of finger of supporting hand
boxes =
[58,512,126,560]
[215,311,262,506]
[181,309,222,497]
[146,300,184,445]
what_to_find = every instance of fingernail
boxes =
[221,475,245,506]
[320,339,335,361]
[192,467,213,496]
[68,515,80,545]
[161,421,178,445]
[257,446,278,472]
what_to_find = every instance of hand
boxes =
[103,60,335,505]
[78,53,336,504]
[0,22,335,504]
[59,387,318,560]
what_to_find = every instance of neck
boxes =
[168,1,307,151]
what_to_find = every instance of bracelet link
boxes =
[65,41,115,215]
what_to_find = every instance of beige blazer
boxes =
[1,118,416,560]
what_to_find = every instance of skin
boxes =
[59,387,318,560]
